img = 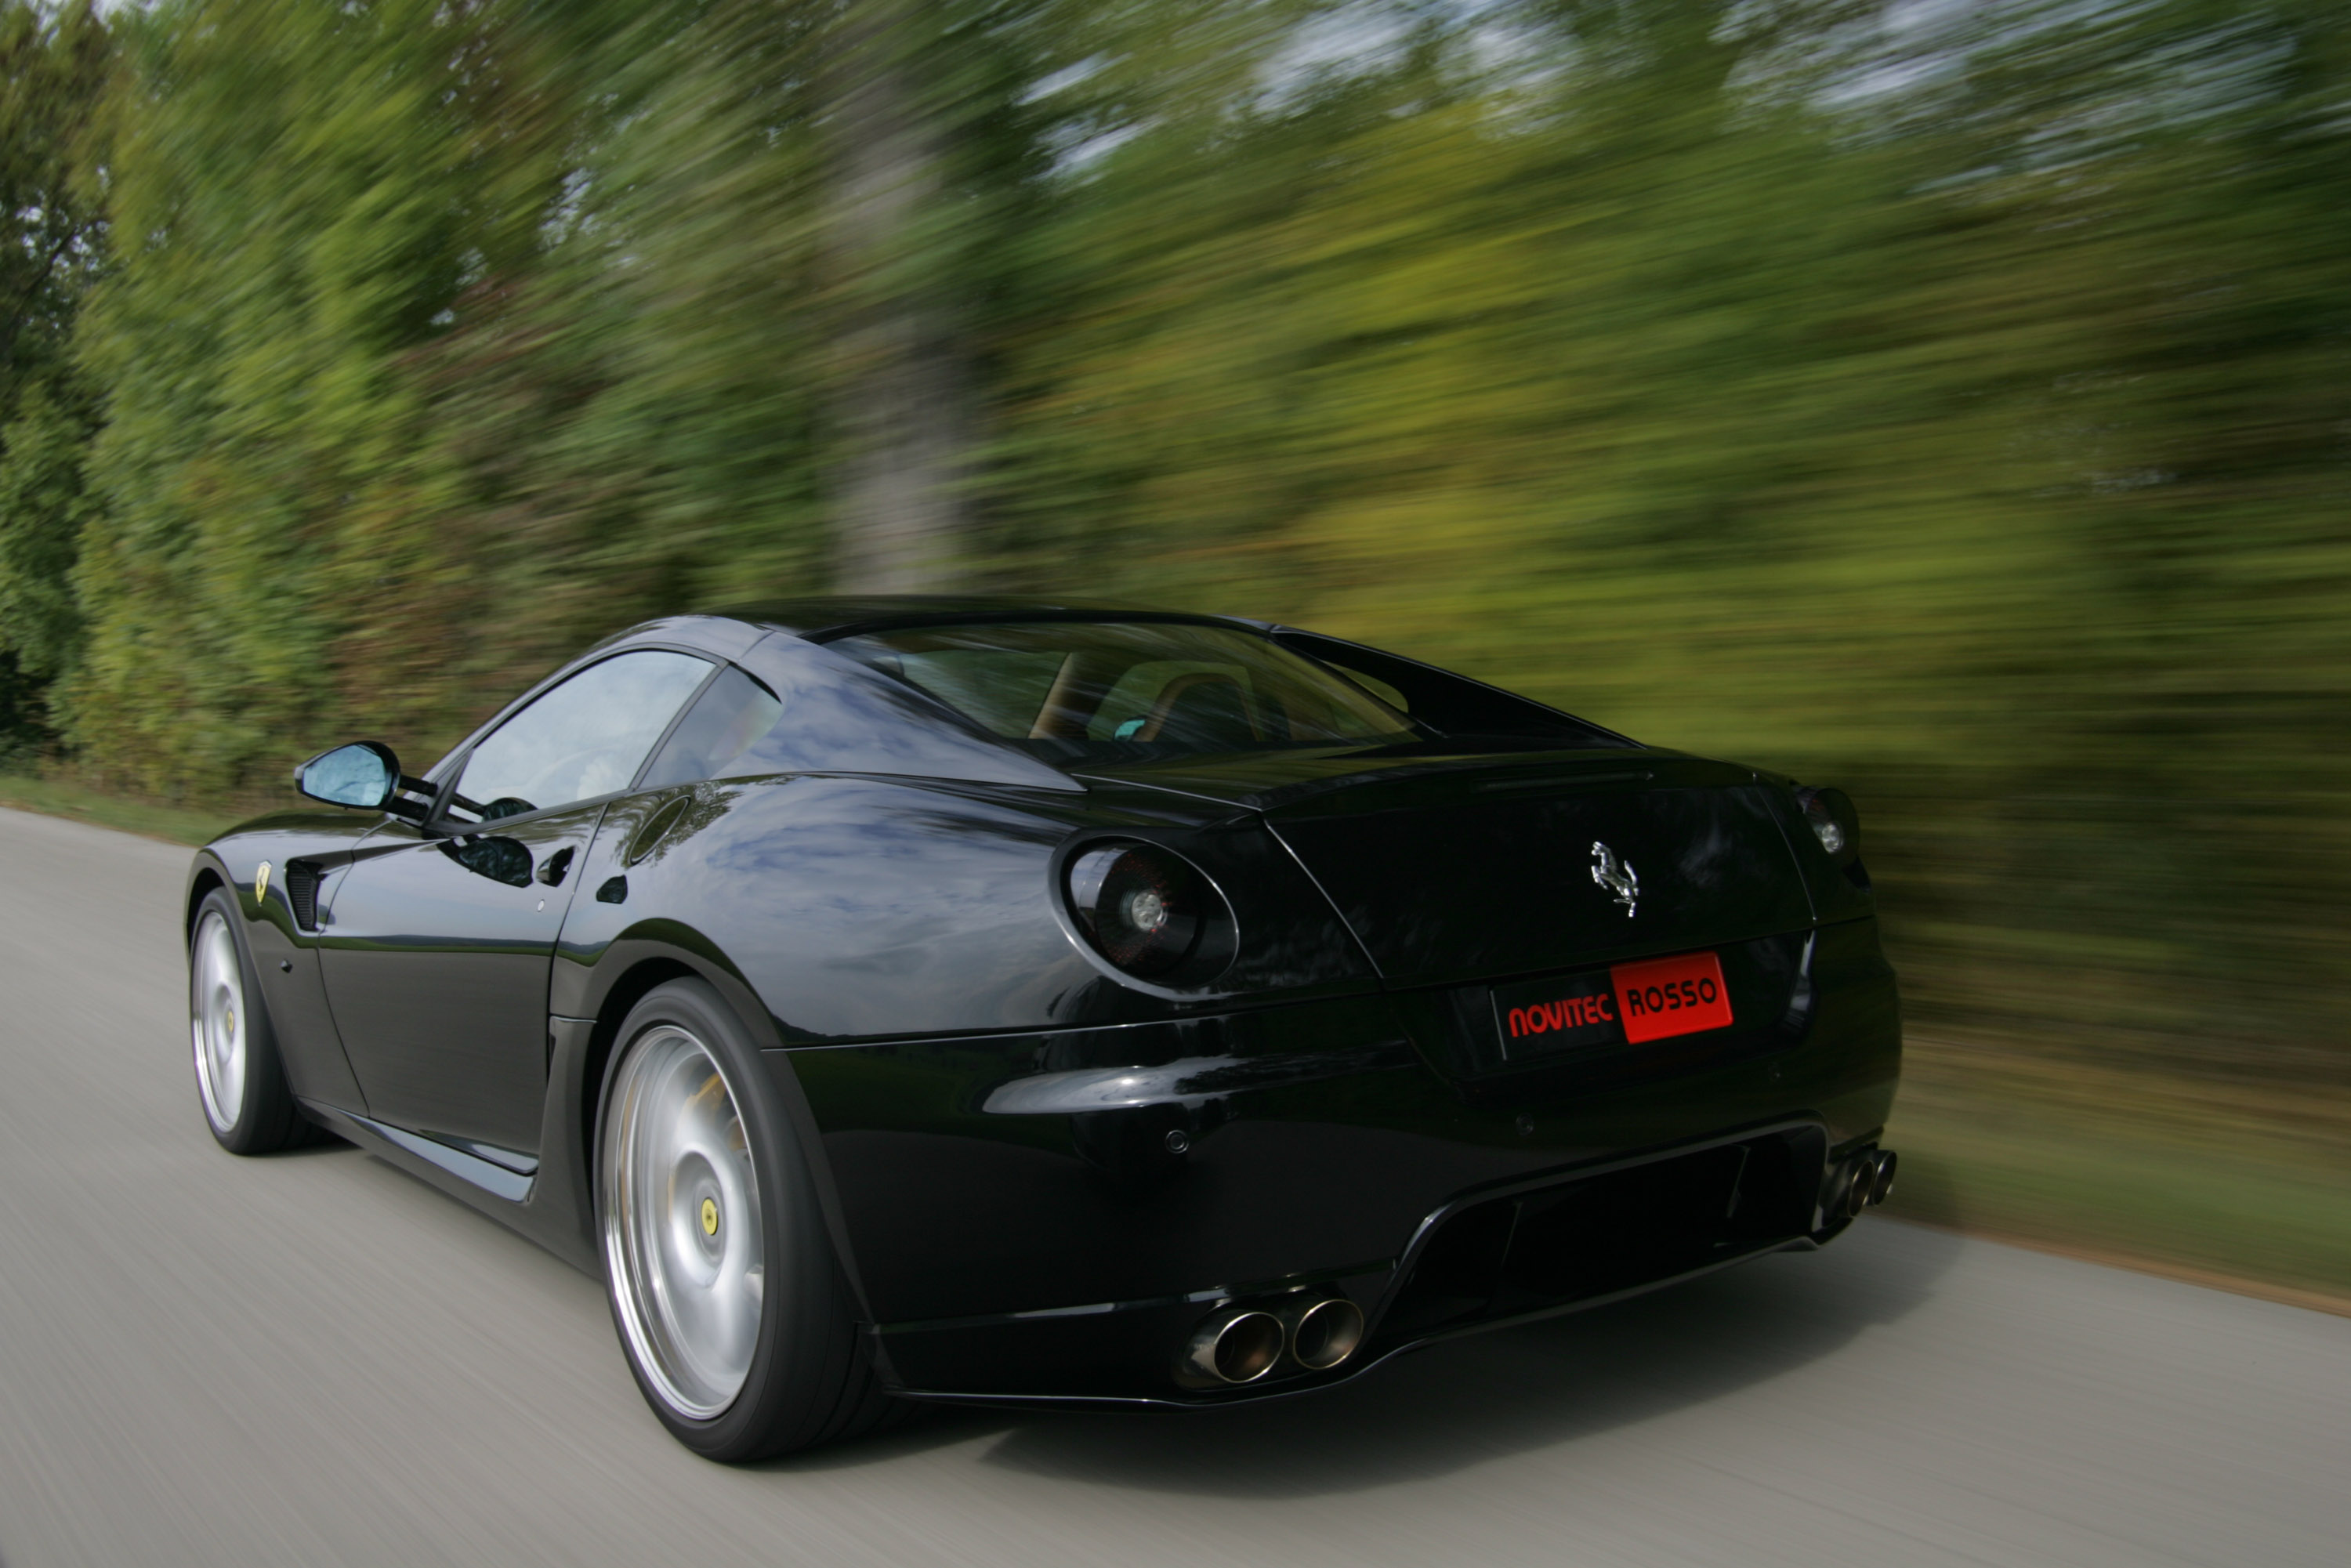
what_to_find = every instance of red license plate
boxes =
[1610,951,1733,1043]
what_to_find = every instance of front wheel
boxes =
[597,979,901,1460]
[187,887,305,1154]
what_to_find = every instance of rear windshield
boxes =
[827,621,1421,756]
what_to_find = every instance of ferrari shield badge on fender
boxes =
[1590,841,1637,917]
[254,861,271,907]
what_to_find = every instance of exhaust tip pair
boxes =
[1834,1147,1898,1220]
[1178,1294,1366,1388]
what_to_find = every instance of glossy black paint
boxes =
[186,598,1901,1407]
[317,803,605,1158]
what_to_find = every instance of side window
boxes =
[454,650,713,820]
[637,664,784,789]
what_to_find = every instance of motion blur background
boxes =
[0,0,2342,1298]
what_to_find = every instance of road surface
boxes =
[2,804,2342,1566]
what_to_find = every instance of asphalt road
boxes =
[2,804,2344,1568]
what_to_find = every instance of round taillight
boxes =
[1796,786,1860,862]
[1066,844,1219,978]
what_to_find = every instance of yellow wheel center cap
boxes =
[700,1197,719,1237]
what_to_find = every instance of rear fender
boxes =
[552,928,879,1324]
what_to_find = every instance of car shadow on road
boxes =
[771,1221,1962,1497]
[276,1128,362,1157]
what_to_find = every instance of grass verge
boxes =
[0,773,237,846]
[1883,1037,2351,1308]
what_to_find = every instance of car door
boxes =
[317,648,716,1161]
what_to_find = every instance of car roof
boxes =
[712,595,1266,643]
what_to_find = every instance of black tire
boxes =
[595,978,902,1461]
[187,886,306,1154]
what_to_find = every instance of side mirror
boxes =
[295,741,404,811]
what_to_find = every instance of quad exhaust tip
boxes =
[1177,1292,1367,1388]
[1284,1295,1366,1372]
[1842,1161,1871,1218]
[1181,1309,1284,1386]
[1838,1148,1899,1219]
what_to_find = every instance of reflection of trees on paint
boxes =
[443,836,532,888]
[0,0,2345,1095]
[634,783,749,869]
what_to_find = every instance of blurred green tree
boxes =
[986,0,2350,1074]
[0,0,108,753]
[1,0,2338,1090]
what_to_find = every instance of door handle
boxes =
[534,846,575,887]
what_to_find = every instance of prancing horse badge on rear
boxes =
[1591,841,1638,917]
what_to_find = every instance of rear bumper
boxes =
[878,1119,1878,1409]
[776,916,1900,1403]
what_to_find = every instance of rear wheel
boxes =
[188,887,305,1154]
[597,978,901,1461]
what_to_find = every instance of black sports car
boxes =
[186,599,1900,1460]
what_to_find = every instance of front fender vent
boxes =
[286,861,321,932]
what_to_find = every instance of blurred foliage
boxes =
[0,0,2342,1121]
[1883,1039,2351,1298]
[0,0,106,751]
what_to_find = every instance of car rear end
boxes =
[773,610,1900,1406]
[821,749,1897,1407]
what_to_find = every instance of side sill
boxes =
[357,1115,535,1201]
[306,1102,535,1202]
[426,1132,540,1177]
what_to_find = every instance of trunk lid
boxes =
[1075,748,1815,985]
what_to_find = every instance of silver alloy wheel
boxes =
[601,1024,766,1420]
[190,909,247,1133]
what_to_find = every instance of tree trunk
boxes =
[820,0,970,594]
